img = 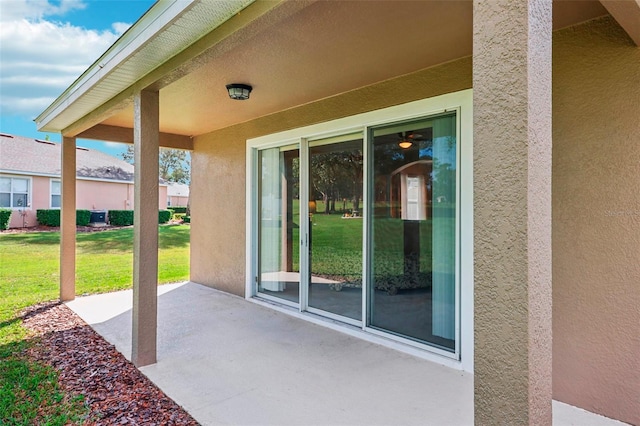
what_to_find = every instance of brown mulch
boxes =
[22,302,200,425]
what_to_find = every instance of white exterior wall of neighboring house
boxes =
[166,183,189,207]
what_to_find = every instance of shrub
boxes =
[183,216,190,223]
[108,210,134,226]
[37,209,60,226]
[159,210,171,224]
[37,209,94,226]
[0,208,11,230]
[173,213,186,221]
[170,206,188,214]
[76,209,91,226]
[108,210,173,225]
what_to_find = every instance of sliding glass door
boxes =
[257,145,300,305]
[252,105,462,356]
[307,134,364,321]
[368,113,457,351]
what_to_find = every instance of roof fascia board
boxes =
[36,0,198,131]
[1,170,59,178]
[600,0,640,45]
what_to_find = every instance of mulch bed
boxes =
[22,302,200,425]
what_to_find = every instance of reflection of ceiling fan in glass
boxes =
[397,131,425,149]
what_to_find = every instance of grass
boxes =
[0,224,190,425]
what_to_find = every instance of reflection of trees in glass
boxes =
[311,150,362,214]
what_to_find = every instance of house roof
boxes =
[0,133,135,182]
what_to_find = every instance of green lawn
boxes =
[0,224,190,425]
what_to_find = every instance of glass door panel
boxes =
[257,146,300,304]
[368,113,457,351]
[308,135,363,320]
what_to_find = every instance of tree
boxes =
[120,145,190,184]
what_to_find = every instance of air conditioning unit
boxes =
[89,210,107,227]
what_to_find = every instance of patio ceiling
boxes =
[38,0,610,141]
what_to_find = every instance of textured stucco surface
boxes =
[552,16,640,425]
[473,1,553,424]
[60,137,76,302]
[190,57,472,295]
[131,90,159,367]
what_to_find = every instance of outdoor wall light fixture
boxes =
[398,140,413,149]
[226,83,252,100]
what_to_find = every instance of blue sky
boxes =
[0,0,156,158]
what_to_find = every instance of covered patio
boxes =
[67,282,625,426]
[36,0,640,424]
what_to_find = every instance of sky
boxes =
[0,0,156,158]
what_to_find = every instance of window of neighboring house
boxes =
[51,179,61,208]
[0,176,30,209]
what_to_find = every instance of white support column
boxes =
[473,1,553,424]
[60,136,76,302]
[132,90,160,367]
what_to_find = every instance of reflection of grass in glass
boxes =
[310,214,363,277]
[373,218,434,277]
[285,200,451,280]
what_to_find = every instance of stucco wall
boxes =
[190,57,472,295]
[552,17,640,424]
[76,181,167,211]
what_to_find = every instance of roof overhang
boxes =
[36,0,636,141]
[35,0,257,134]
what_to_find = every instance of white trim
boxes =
[246,89,474,372]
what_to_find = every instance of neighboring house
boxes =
[166,182,189,207]
[34,1,640,425]
[0,133,168,228]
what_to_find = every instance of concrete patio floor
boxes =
[67,282,627,426]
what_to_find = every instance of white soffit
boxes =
[35,0,254,133]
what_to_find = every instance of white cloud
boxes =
[0,0,130,118]
[0,0,86,22]
[112,22,132,35]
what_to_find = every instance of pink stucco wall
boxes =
[5,177,168,228]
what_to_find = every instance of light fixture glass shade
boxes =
[398,140,412,149]
[226,83,252,100]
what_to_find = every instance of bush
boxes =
[37,209,94,227]
[0,208,11,230]
[173,213,186,221]
[183,216,190,223]
[169,206,188,214]
[77,209,91,226]
[37,209,60,226]
[108,210,134,226]
[108,210,173,225]
[159,210,171,224]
